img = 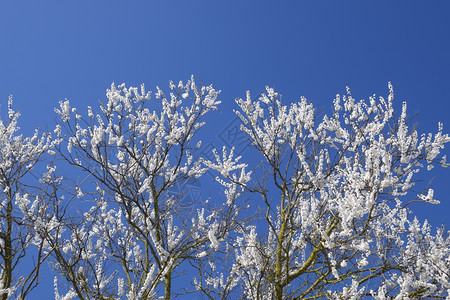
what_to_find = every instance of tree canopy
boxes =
[0,78,449,299]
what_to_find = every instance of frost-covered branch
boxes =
[0,97,56,299]
[201,84,450,299]
[49,77,240,300]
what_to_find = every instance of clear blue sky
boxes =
[1,1,450,298]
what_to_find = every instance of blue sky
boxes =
[1,1,450,298]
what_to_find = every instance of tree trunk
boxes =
[274,191,287,300]
[164,269,172,300]
[1,200,13,300]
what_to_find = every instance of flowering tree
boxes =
[48,77,245,300]
[201,84,450,299]
[0,97,55,299]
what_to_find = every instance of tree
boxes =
[0,97,55,299]
[47,77,243,299]
[1,78,449,299]
[200,84,450,299]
